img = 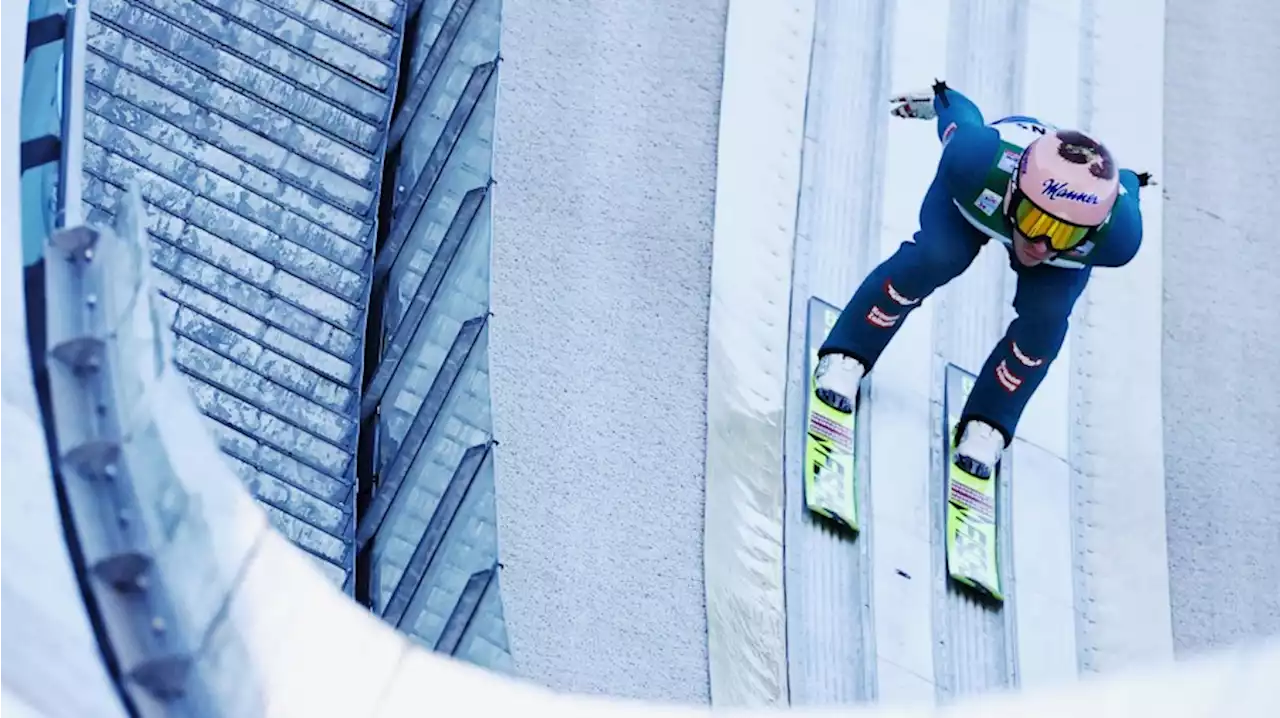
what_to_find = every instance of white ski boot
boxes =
[954,420,1004,480]
[814,353,865,414]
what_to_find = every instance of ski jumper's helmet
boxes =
[1003,129,1120,251]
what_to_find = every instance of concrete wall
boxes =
[489,0,726,701]
[1162,0,1280,652]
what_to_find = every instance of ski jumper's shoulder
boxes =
[1086,169,1145,267]
[927,86,1145,269]
[932,88,1002,199]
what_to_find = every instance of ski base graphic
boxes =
[944,364,1004,602]
[803,298,859,532]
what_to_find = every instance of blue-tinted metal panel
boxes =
[358,0,511,673]
[385,78,495,339]
[376,191,491,467]
[81,0,407,589]
[391,0,499,217]
[360,314,487,548]
[451,563,515,673]
[383,441,492,625]
[363,185,488,418]
[435,563,496,653]
[379,59,496,285]
[21,1,68,268]
[372,319,491,604]
[394,426,503,648]
[15,1,138,713]
[389,0,477,150]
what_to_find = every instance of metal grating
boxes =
[76,0,410,590]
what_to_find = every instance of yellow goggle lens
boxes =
[1013,200,1090,251]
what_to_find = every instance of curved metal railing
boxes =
[28,180,524,715]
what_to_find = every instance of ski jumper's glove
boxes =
[888,88,938,119]
[889,79,960,121]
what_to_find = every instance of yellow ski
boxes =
[944,364,1003,601]
[803,298,859,532]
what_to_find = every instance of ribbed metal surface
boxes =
[927,0,1027,699]
[782,0,891,704]
[77,0,408,589]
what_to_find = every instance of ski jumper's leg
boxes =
[960,261,1092,444]
[819,177,985,369]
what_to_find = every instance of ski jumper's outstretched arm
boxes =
[933,85,986,140]
[1086,169,1145,267]
[932,86,1001,200]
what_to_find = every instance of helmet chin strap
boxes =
[1002,175,1018,224]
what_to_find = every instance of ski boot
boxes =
[814,353,865,414]
[954,420,1004,480]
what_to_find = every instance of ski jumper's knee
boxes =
[961,267,1091,442]
[961,337,1047,446]
[1005,263,1091,363]
[819,181,982,367]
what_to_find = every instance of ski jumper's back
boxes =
[932,88,1145,270]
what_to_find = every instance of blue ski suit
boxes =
[818,87,1146,445]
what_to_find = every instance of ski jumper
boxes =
[818,87,1146,445]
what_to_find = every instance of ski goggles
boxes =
[1007,189,1092,251]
